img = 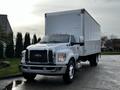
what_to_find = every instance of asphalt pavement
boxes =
[0,55,120,90]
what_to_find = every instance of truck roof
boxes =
[45,9,100,26]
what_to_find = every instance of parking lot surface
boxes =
[1,55,120,90]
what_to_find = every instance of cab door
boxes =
[69,35,80,58]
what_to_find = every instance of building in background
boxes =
[0,14,13,43]
[0,14,13,58]
[102,37,120,52]
[111,39,120,51]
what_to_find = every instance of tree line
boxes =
[0,32,41,58]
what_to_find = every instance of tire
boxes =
[90,55,99,67]
[23,72,36,81]
[63,60,75,84]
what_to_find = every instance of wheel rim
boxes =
[69,65,74,79]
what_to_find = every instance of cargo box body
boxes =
[45,9,101,56]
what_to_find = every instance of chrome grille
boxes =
[30,50,47,63]
[25,49,54,64]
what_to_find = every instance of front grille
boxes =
[30,50,47,63]
[25,49,54,64]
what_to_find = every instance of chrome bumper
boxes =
[20,64,67,75]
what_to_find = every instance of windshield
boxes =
[40,34,70,43]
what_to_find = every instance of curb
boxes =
[0,74,22,80]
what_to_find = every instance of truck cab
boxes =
[21,34,81,83]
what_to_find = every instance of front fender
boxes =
[65,52,75,64]
[56,49,75,64]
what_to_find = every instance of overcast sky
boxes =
[0,0,120,38]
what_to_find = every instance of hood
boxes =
[27,43,68,51]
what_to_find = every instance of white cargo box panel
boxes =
[83,10,101,55]
[45,10,83,42]
[45,9,101,56]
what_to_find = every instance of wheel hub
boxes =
[69,65,74,79]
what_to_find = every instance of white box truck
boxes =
[20,9,101,83]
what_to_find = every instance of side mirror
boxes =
[70,42,75,46]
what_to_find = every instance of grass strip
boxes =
[101,52,120,55]
[0,58,21,78]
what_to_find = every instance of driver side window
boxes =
[71,36,76,43]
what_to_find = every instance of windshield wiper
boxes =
[49,41,60,43]
[40,41,63,43]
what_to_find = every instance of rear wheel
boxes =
[89,55,99,67]
[63,60,75,84]
[23,72,36,81]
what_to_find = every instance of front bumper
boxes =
[20,64,67,75]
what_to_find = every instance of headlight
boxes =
[58,53,66,62]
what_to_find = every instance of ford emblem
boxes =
[35,54,42,57]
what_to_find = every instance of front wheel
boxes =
[63,60,75,84]
[23,72,36,81]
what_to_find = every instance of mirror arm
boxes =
[72,42,84,46]
[70,42,84,46]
